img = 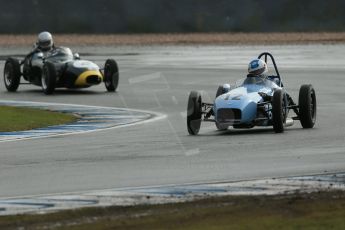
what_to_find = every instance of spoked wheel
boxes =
[41,62,57,95]
[104,59,119,92]
[299,84,317,128]
[187,91,202,135]
[272,89,287,133]
[4,57,21,92]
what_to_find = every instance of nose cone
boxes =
[75,70,103,86]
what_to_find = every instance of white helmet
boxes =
[37,31,53,51]
[248,59,268,75]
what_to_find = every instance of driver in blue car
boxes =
[248,59,268,76]
[247,59,297,109]
[247,59,281,86]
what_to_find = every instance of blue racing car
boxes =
[187,52,316,135]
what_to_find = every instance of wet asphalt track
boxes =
[0,45,344,198]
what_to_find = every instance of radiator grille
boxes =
[217,108,241,123]
[86,75,102,84]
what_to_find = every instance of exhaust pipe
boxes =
[284,118,294,127]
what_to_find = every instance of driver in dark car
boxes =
[22,31,56,65]
[33,31,55,52]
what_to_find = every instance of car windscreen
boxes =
[45,47,73,61]
[236,76,279,90]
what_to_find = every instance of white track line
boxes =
[1,171,344,216]
[0,100,167,143]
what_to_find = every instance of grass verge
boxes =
[1,190,345,230]
[0,105,77,132]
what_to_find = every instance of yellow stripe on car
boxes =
[74,70,103,86]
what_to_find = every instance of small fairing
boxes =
[236,76,280,94]
[30,47,75,71]
[214,76,280,125]
[45,47,74,62]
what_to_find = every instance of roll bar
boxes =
[258,52,282,87]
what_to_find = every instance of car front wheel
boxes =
[187,91,202,135]
[299,84,316,128]
[41,62,57,95]
[104,59,119,92]
[272,89,286,133]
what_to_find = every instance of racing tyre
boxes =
[187,91,202,135]
[104,59,119,92]
[41,62,57,95]
[272,89,286,133]
[215,84,230,98]
[216,85,225,98]
[4,57,21,92]
[298,84,316,128]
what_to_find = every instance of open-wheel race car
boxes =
[187,52,317,135]
[3,47,119,94]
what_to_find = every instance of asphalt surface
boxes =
[0,45,344,198]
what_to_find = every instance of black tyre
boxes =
[4,57,21,92]
[299,84,316,128]
[187,91,202,135]
[41,62,57,95]
[272,89,286,133]
[104,59,119,92]
[215,84,230,98]
[216,85,224,98]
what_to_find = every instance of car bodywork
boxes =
[24,47,103,88]
[213,77,279,128]
[187,52,317,135]
[4,47,119,94]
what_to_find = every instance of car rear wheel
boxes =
[187,91,202,135]
[299,84,316,128]
[41,62,57,95]
[4,57,21,92]
[272,89,286,133]
[104,59,119,92]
